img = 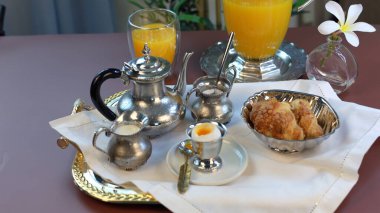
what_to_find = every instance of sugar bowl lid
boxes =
[123,44,171,82]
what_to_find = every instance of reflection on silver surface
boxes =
[201,41,307,82]
[72,153,157,203]
[241,90,340,153]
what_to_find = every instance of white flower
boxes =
[318,1,376,47]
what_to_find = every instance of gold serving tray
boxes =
[58,91,158,204]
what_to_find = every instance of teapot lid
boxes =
[123,44,171,82]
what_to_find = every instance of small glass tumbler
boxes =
[306,36,358,94]
[186,121,227,172]
[127,8,180,65]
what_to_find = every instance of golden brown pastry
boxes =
[290,99,323,139]
[250,99,305,140]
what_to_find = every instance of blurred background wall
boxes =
[0,0,136,35]
[0,0,378,36]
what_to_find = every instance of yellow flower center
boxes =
[340,24,350,33]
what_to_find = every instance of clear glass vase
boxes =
[306,36,358,94]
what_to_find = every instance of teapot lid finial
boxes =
[124,43,171,82]
[142,43,151,62]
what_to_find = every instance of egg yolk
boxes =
[194,123,217,136]
[196,126,213,136]
[191,123,221,143]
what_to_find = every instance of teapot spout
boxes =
[172,52,194,96]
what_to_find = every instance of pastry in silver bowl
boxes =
[241,90,340,153]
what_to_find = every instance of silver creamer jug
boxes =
[92,111,151,170]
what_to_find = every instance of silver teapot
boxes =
[186,67,236,124]
[92,111,151,170]
[90,45,193,136]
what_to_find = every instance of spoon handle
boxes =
[177,155,191,194]
[216,32,235,83]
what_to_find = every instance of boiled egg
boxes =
[191,123,221,142]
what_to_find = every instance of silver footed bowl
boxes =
[241,90,340,153]
[200,41,307,82]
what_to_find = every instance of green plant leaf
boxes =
[292,0,310,15]
[293,0,309,9]
[173,0,187,13]
[127,0,145,9]
[201,17,214,30]
[143,0,154,8]
[178,13,202,23]
[159,0,166,8]
[125,0,215,30]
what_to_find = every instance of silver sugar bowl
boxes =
[186,67,236,124]
[92,111,152,170]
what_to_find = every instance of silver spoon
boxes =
[216,32,235,85]
[177,139,194,194]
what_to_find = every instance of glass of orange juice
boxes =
[127,8,180,64]
[223,0,293,80]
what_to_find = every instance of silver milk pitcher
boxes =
[92,111,152,170]
[186,67,237,124]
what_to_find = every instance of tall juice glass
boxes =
[223,0,293,80]
[127,9,180,64]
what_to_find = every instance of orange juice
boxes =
[131,23,176,63]
[223,0,292,60]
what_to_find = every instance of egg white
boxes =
[191,123,221,142]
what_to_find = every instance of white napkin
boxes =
[49,80,380,213]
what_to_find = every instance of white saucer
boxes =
[166,139,248,186]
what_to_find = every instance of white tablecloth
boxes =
[50,80,380,213]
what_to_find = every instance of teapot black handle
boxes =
[90,68,122,121]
